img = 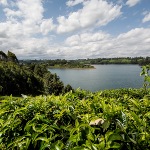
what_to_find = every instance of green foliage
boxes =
[85,57,150,65]
[0,51,8,60]
[0,62,43,95]
[43,73,64,95]
[0,50,19,63]
[140,65,150,91]
[0,61,69,96]
[0,88,149,149]
[63,84,74,93]
[7,51,19,63]
[0,51,74,96]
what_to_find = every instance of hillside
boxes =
[0,51,73,96]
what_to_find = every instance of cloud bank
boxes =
[0,0,149,59]
[64,28,150,59]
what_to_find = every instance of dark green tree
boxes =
[64,84,73,93]
[0,51,8,61]
[43,73,64,95]
[7,51,19,63]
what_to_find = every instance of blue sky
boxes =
[0,0,150,59]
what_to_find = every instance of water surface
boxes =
[49,65,143,92]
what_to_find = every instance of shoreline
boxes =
[48,66,95,70]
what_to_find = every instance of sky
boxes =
[0,0,150,59]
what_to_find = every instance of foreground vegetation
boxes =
[0,88,150,150]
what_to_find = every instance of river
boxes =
[49,65,143,92]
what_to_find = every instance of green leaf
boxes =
[130,99,139,108]
[35,137,49,143]
[110,142,121,149]
[121,111,127,127]
[55,145,61,150]
[129,137,137,144]
[101,100,106,112]
[108,133,123,142]
[116,119,124,131]
[75,119,79,127]
[91,144,98,150]
[72,147,85,150]
[130,112,142,125]
[87,132,95,141]
[102,120,110,131]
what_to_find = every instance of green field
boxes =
[0,88,150,150]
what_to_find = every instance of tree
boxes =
[0,51,73,96]
[43,73,64,95]
[0,51,8,61]
[7,51,19,63]
[64,84,73,93]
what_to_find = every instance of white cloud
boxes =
[65,35,80,46]
[66,0,85,7]
[142,12,150,23]
[126,0,140,7]
[1,0,44,36]
[115,28,150,56]
[0,0,8,6]
[0,21,24,38]
[0,0,56,59]
[57,0,122,33]
[40,19,56,35]
[4,8,22,19]
[3,0,44,23]
[0,0,57,36]
[17,0,44,25]
[0,0,149,59]
[65,31,110,46]
[64,28,150,59]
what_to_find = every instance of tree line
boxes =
[20,57,150,68]
[80,57,150,65]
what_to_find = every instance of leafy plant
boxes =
[140,65,150,92]
[0,88,150,149]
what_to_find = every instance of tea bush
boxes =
[0,88,150,150]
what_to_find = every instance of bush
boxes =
[0,89,149,149]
